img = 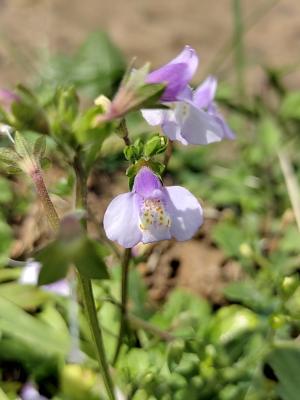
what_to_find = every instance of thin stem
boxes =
[128,314,175,342]
[73,152,116,400]
[118,118,131,146]
[112,248,131,366]
[163,141,173,173]
[77,274,115,400]
[103,296,176,342]
[30,167,60,232]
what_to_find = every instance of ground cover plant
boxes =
[0,13,299,400]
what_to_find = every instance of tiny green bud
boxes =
[124,145,139,162]
[167,339,185,370]
[144,135,168,157]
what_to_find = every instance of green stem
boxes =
[77,274,115,400]
[118,118,131,146]
[112,248,131,366]
[73,152,116,400]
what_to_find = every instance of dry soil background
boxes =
[0,0,299,91]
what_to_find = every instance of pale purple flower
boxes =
[21,382,48,400]
[142,76,235,145]
[0,88,19,111]
[103,167,203,248]
[146,46,198,102]
[19,260,70,297]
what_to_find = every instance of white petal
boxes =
[141,109,165,126]
[181,103,224,145]
[103,193,142,248]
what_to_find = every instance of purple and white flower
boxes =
[146,45,198,102]
[103,167,203,248]
[19,260,70,297]
[21,382,48,400]
[0,88,19,111]
[142,76,235,145]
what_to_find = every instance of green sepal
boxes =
[33,135,47,160]
[0,148,20,165]
[144,134,168,157]
[14,131,32,159]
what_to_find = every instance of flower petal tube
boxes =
[146,46,198,102]
[103,167,203,248]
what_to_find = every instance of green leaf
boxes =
[0,148,20,164]
[268,341,300,400]
[257,116,281,157]
[0,282,49,310]
[40,32,125,99]
[74,238,109,280]
[212,221,244,258]
[0,220,12,266]
[36,241,70,285]
[280,91,300,120]
[223,281,266,309]
[0,177,13,204]
[0,296,69,356]
[210,305,259,344]
[37,236,109,283]
[136,83,165,109]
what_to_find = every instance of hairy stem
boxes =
[73,152,116,400]
[112,248,131,365]
[31,168,60,232]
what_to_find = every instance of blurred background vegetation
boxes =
[0,0,300,399]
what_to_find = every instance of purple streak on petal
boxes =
[103,192,142,248]
[180,103,224,145]
[21,383,48,400]
[146,46,198,101]
[146,63,189,101]
[193,76,217,109]
[164,186,203,241]
[133,167,162,198]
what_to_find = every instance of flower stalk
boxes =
[112,247,131,366]
[73,153,116,400]
[30,168,60,232]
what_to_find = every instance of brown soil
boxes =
[0,0,299,91]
